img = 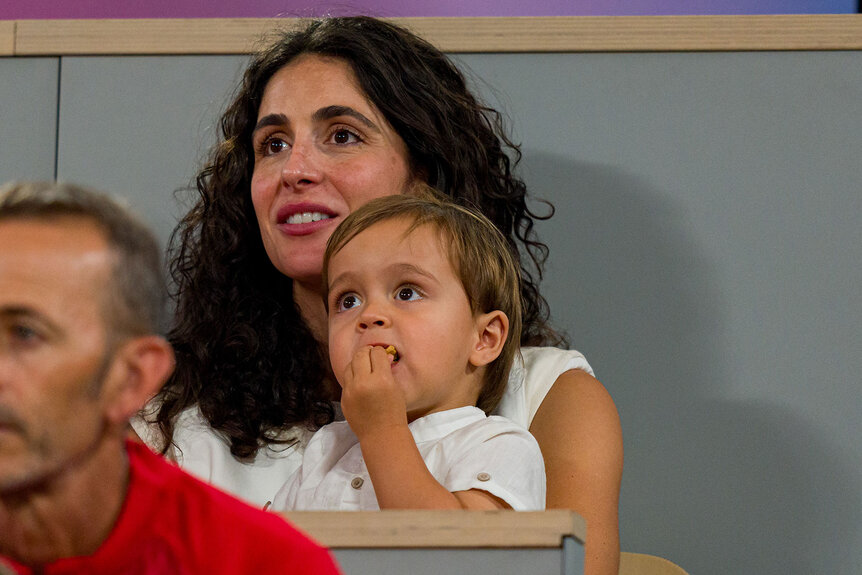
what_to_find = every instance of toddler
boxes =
[272,193,545,510]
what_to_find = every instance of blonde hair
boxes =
[323,188,522,413]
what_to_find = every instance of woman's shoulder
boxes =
[130,400,214,453]
[496,346,596,428]
[520,346,595,379]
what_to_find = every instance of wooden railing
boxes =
[282,509,586,548]
[280,510,587,575]
[2,15,862,56]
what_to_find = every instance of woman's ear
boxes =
[101,336,175,425]
[469,310,509,368]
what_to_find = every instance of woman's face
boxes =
[250,54,414,286]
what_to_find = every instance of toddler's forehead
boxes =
[331,218,459,273]
[376,219,454,261]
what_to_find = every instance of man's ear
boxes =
[102,335,175,425]
[469,310,509,368]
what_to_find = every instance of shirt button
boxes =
[477,472,491,482]
[351,477,364,489]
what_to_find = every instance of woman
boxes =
[135,16,622,575]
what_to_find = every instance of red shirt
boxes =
[2,441,341,574]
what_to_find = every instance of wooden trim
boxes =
[11,15,862,56]
[14,18,277,56]
[408,15,862,52]
[0,21,14,56]
[282,509,586,548]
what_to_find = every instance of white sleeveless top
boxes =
[131,346,594,508]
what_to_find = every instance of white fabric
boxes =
[494,346,594,428]
[131,346,593,508]
[130,407,311,508]
[273,406,545,511]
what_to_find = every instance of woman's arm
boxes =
[529,369,623,575]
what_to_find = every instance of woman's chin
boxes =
[270,248,326,286]
[287,268,325,290]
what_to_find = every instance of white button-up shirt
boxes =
[273,406,545,511]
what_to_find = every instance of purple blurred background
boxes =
[1,0,858,20]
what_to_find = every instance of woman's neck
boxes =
[293,279,341,401]
[292,279,328,344]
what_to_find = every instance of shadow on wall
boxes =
[522,153,861,574]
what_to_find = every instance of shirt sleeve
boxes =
[441,417,546,510]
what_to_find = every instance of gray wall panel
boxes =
[56,55,249,245]
[0,57,59,183]
[457,51,862,575]
[332,548,572,575]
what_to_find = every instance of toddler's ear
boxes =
[469,310,509,368]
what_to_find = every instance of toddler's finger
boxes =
[368,346,393,372]
[351,346,374,376]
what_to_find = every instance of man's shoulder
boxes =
[128,443,337,574]
[125,442,336,566]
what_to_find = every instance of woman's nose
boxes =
[280,140,322,189]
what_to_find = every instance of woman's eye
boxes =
[330,128,360,145]
[396,287,421,302]
[254,134,289,158]
[337,293,362,312]
[264,137,288,155]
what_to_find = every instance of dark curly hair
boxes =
[154,16,563,459]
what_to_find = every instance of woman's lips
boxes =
[275,216,336,236]
[283,211,331,225]
[275,204,337,236]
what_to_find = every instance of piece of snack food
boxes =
[385,345,399,362]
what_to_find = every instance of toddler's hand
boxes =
[340,345,407,439]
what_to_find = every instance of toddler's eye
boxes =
[337,293,362,312]
[396,287,421,301]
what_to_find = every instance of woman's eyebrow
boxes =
[252,113,288,134]
[313,105,377,130]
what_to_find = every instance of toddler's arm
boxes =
[340,346,507,510]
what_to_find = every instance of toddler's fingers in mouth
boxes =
[384,345,400,363]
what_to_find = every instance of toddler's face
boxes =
[326,218,482,421]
